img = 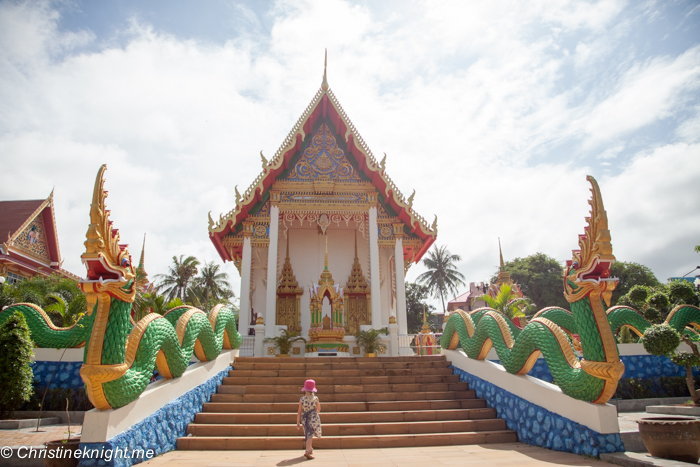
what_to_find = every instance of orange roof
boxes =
[208,66,437,263]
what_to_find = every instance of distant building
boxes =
[446,240,525,325]
[0,190,78,283]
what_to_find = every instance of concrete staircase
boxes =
[177,355,517,450]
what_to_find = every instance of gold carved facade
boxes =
[276,236,302,333]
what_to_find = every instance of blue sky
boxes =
[1,0,699,307]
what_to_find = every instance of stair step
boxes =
[177,430,518,450]
[187,419,508,437]
[227,368,456,377]
[233,356,447,363]
[210,390,476,403]
[222,374,460,385]
[218,382,469,394]
[231,362,450,371]
[180,356,517,451]
[194,408,499,425]
[202,399,487,413]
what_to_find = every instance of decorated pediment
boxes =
[287,123,362,183]
[14,215,50,262]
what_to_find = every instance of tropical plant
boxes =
[141,292,185,316]
[193,262,232,303]
[264,330,307,355]
[405,282,437,333]
[0,274,86,326]
[642,324,700,405]
[417,245,466,313]
[0,312,34,418]
[493,253,569,310]
[155,255,200,301]
[472,283,535,319]
[354,328,388,355]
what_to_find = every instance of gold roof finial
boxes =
[321,49,329,91]
[324,234,329,271]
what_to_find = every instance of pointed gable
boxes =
[0,191,78,281]
[209,67,437,264]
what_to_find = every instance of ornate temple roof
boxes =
[0,190,78,280]
[208,55,437,264]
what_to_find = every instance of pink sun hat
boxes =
[301,379,317,392]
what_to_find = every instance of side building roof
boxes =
[0,191,79,281]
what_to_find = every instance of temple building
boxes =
[0,190,78,283]
[208,59,437,353]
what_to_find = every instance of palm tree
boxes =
[472,283,534,319]
[193,262,233,306]
[417,245,466,314]
[155,255,200,301]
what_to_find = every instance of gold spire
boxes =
[324,234,329,270]
[277,232,302,295]
[494,238,513,287]
[420,304,432,334]
[321,49,329,91]
[346,231,370,294]
[354,230,357,258]
[139,233,146,270]
[499,237,504,269]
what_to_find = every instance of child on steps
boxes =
[297,379,322,459]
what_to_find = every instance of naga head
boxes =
[79,165,135,302]
[564,176,618,306]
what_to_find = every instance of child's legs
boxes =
[305,435,313,452]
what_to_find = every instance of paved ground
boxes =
[2,417,653,465]
[617,412,647,432]
[0,423,81,447]
[138,444,611,466]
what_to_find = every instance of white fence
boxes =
[398,333,442,356]
[238,336,254,357]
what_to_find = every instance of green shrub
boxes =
[642,307,661,323]
[629,285,650,304]
[668,280,700,306]
[671,351,700,368]
[0,312,35,418]
[642,324,681,356]
[614,376,700,399]
[647,291,670,311]
[19,387,94,412]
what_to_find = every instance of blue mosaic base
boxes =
[451,366,625,457]
[490,354,700,384]
[32,361,84,389]
[78,366,230,467]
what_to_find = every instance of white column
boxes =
[239,236,252,336]
[253,322,266,357]
[368,207,382,328]
[265,205,280,337]
[394,236,408,335]
[388,322,399,356]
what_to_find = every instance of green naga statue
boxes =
[0,165,241,410]
[442,176,625,403]
[442,176,700,403]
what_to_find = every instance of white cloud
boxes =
[0,0,698,311]
[577,45,700,147]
